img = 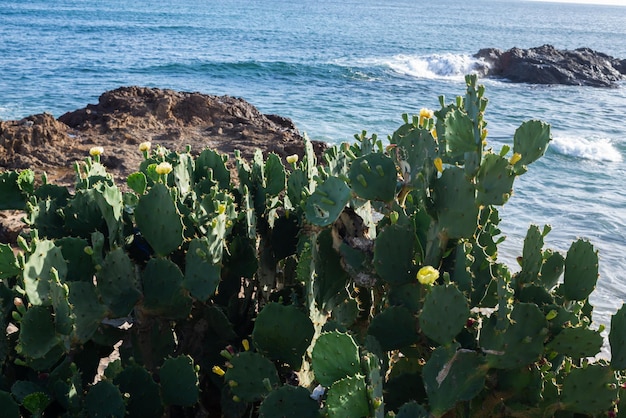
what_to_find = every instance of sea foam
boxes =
[382,53,489,79]
[551,135,623,162]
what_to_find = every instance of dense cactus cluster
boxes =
[1,75,624,417]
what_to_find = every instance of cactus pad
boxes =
[373,223,415,286]
[134,183,184,256]
[367,306,419,351]
[68,281,107,343]
[305,176,351,227]
[348,153,397,202]
[512,120,551,170]
[546,327,603,359]
[159,355,199,407]
[419,284,469,345]
[18,306,61,359]
[560,239,598,301]
[97,248,140,317]
[432,166,478,239]
[258,385,320,418]
[23,239,68,305]
[85,381,125,418]
[325,374,369,418]
[224,351,280,402]
[396,401,429,418]
[141,257,192,319]
[114,364,163,417]
[252,302,314,369]
[311,331,360,387]
[183,237,221,301]
[475,153,515,206]
[610,303,626,369]
[561,364,617,415]
[0,391,19,418]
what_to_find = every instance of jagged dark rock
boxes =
[0,86,327,185]
[475,45,625,87]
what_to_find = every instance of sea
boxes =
[1,0,625,337]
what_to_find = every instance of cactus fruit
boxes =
[373,223,415,286]
[367,306,420,352]
[326,374,369,418]
[561,364,618,415]
[432,166,478,239]
[85,381,125,418]
[159,356,199,407]
[422,343,488,416]
[141,258,192,319]
[97,248,140,317]
[134,183,184,256]
[419,284,469,345]
[305,176,351,227]
[311,331,360,387]
[223,351,280,402]
[252,302,314,369]
[610,303,626,369]
[560,238,599,301]
[348,153,397,202]
[258,385,320,418]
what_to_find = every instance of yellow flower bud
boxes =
[89,146,104,157]
[212,365,226,377]
[217,203,227,215]
[242,339,250,351]
[417,266,439,285]
[434,157,443,173]
[155,162,173,175]
[286,154,299,165]
[139,141,151,152]
[510,153,522,165]
[430,128,438,139]
[418,108,434,127]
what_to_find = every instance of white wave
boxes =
[382,53,489,79]
[551,135,623,162]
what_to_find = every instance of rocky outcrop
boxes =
[0,87,326,185]
[475,45,625,87]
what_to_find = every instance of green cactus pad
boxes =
[68,282,107,343]
[159,355,199,407]
[18,306,61,359]
[258,385,320,418]
[224,351,280,403]
[55,237,95,283]
[183,237,221,301]
[422,343,488,416]
[390,127,437,188]
[561,364,618,415]
[546,327,603,359]
[610,304,626,369]
[127,172,147,195]
[63,189,106,238]
[419,284,469,345]
[195,148,230,189]
[396,401,429,418]
[367,306,419,352]
[85,381,125,418]
[476,153,515,206]
[97,248,141,317]
[264,153,286,196]
[515,225,543,287]
[252,302,314,369]
[480,303,547,369]
[512,120,551,170]
[560,239,598,301]
[373,223,415,286]
[0,391,19,418]
[348,153,397,202]
[50,277,72,336]
[114,364,163,417]
[311,331,361,387]
[539,250,564,290]
[444,108,478,160]
[305,176,351,227]
[23,239,68,306]
[362,352,383,418]
[314,230,350,312]
[141,257,192,319]
[325,374,369,418]
[134,183,184,256]
[0,243,20,279]
[388,282,422,314]
[432,166,478,239]
[0,171,30,210]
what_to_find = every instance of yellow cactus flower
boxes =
[419,108,434,127]
[434,157,443,173]
[155,162,173,175]
[89,146,104,157]
[217,203,227,215]
[510,153,522,165]
[212,365,226,377]
[139,141,151,152]
[430,128,438,139]
[286,154,299,165]
[417,266,440,285]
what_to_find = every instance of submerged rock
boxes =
[475,44,625,87]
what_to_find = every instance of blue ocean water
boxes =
[1,0,625,330]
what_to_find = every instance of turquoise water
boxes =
[1,0,625,328]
